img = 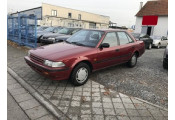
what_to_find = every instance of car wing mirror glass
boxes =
[100,43,110,48]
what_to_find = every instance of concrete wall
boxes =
[134,16,168,37]
[40,3,110,29]
[153,16,168,37]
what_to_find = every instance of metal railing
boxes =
[7,13,37,48]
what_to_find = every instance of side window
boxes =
[53,28,58,33]
[102,32,118,47]
[126,34,134,43]
[117,32,129,45]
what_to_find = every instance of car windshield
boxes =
[131,33,140,38]
[150,36,161,40]
[43,27,55,32]
[66,30,105,47]
[58,28,74,35]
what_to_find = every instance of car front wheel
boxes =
[127,53,137,68]
[70,63,90,86]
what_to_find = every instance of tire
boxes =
[163,60,168,69]
[70,63,90,86]
[148,43,152,50]
[127,53,137,68]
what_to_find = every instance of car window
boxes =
[102,32,118,47]
[53,28,59,33]
[126,34,134,43]
[67,30,105,47]
[117,32,129,45]
[71,29,81,35]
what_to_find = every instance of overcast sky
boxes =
[7,0,150,27]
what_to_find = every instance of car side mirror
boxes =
[100,43,110,48]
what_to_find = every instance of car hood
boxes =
[42,33,65,38]
[153,39,161,43]
[30,42,94,61]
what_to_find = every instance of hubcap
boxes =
[76,67,88,83]
[131,55,137,65]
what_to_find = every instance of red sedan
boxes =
[24,29,145,86]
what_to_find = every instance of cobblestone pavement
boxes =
[7,73,57,120]
[8,91,30,120]
[7,44,168,120]
[91,48,168,108]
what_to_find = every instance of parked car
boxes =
[163,45,168,69]
[37,27,63,42]
[151,36,168,48]
[40,28,82,44]
[24,29,145,86]
[131,33,153,49]
[55,35,72,42]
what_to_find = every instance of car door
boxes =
[95,32,121,69]
[116,32,135,62]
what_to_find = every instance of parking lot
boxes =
[8,42,168,108]
[91,48,168,108]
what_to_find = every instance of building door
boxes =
[141,26,154,36]
[147,27,152,36]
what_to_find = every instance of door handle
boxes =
[115,49,120,52]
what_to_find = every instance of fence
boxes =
[7,14,37,48]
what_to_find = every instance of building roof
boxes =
[136,0,168,17]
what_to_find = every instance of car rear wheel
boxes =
[70,63,90,86]
[127,53,137,68]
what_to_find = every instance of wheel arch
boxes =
[71,59,93,72]
[134,50,139,57]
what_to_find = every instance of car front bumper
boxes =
[24,56,71,80]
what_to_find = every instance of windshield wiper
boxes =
[71,42,85,46]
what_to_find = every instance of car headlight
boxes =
[44,60,65,67]
[48,37,55,41]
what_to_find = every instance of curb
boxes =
[133,96,168,111]
[7,67,70,120]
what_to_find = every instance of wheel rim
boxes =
[76,67,88,83]
[131,55,137,66]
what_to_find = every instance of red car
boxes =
[24,29,145,86]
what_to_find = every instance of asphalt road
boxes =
[91,48,168,108]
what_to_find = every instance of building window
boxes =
[89,22,96,29]
[78,14,81,20]
[51,10,57,16]
[68,13,72,18]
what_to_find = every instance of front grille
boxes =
[30,54,44,64]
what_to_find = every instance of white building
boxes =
[134,0,168,37]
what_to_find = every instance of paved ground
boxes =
[7,73,57,120]
[91,48,168,108]
[8,91,30,120]
[7,44,168,120]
